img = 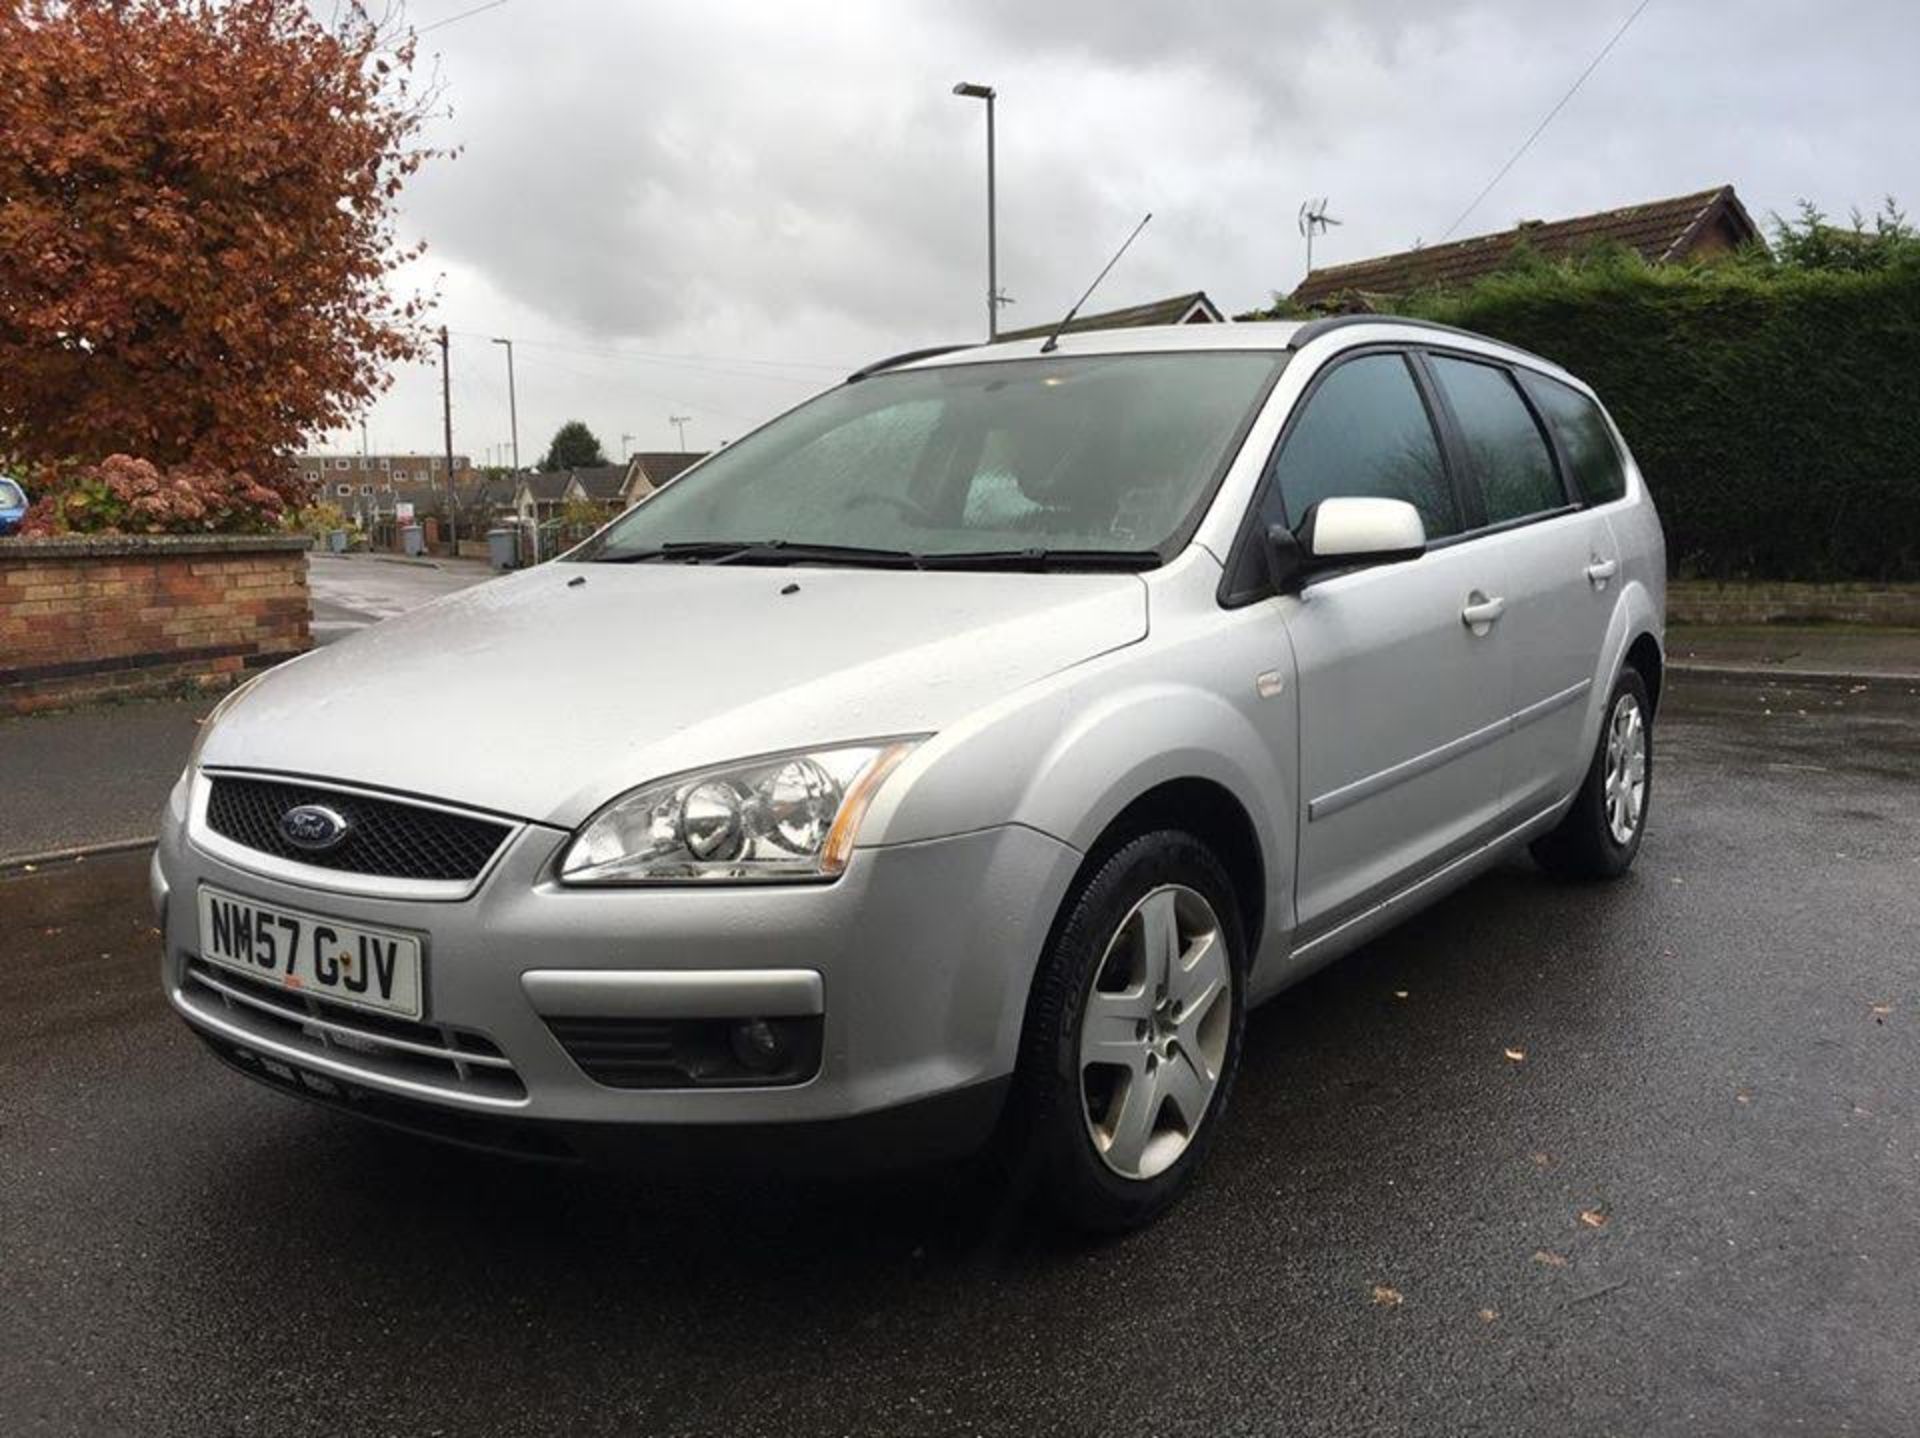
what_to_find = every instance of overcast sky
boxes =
[331,0,1920,465]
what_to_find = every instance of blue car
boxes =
[0,476,26,535]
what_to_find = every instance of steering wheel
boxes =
[841,492,940,527]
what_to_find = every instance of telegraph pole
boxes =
[669,415,691,451]
[438,325,457,548]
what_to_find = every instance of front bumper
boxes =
[155,776,1081,1162]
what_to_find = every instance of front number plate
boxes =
[196,886,424,1020]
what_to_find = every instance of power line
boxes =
[416,0,511,36]
[1438,0,1657,242]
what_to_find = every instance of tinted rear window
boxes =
[1427,355,1565,525]
[1520,372,1628,506]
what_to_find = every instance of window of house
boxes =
[334,458,351,471]
[335,483,351,496]
[360,484,374,495]
[380,458,391,471]
[1426,356,1565,525]
[1262,352,1459,539]
[1519,372,1628,506]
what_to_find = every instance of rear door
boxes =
[1421,353,1621,818]
[1259,350,1514,937]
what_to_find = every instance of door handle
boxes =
[1584,558,1618,587]
[1460,593,1506,634]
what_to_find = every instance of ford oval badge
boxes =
[280,803,350,853]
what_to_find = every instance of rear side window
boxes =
[1263,353,1459,540]
[1427,355,1565,525]
[1520,372,1628,506]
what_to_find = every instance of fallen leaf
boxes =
[1531,1152,1552,1167]
[1371,1285,1403,1308]
[1579,1209,1609,1229]
[1734,1090,1753,1105]
[1504,1047,1527,1063]
[1479,1308,1499,1323]
[1532,1250,1568,1268]
[1870,1003,1892,1018]
[1392,990,1409,1000]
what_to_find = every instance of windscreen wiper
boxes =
[590,539,924,569]
[918,547,1164,572]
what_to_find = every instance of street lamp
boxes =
[952,81,999,341]
[491,337,519,472]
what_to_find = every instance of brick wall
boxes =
[1669,580,1920,628]
[0,535,312,715]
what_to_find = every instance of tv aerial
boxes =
[1298,197,1343,276]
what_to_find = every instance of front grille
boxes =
[182,958,525,1101]
[545,1015,822,1089]
[205,775,512,882]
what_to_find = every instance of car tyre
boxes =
[1531,665,1653,880]
[1009,829,1247,1233]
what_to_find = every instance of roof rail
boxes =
[1289,313,1556,368]
[846,344,972,383]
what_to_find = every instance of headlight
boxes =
[559,740,922,884]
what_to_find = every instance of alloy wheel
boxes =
[1078,884,1233,1181]
[1604,692,1648,845]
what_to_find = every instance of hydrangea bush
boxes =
[20,455,290,537]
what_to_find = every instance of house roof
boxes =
[569,465,632,501]
[1290,185,1760,309]
[520,472,578,503]
[997,290,1224,342]
[628,452,704,489]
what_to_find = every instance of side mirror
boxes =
[1266,496,1426,593]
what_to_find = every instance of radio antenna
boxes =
[1038,212,1153,354]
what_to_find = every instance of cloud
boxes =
[338,0,1918,458]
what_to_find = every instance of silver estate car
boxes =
[155,316,1664,1230]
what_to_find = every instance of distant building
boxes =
[623,452,704,504]
[1289,184,1761,311]
[297,451,475,523]
[297,452,473,487]
[997,290,1224,342]
[512,454,711,525]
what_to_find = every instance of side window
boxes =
[1426,356,1565,525]
[1263,353,1459,540]
[1519,372,1627,506]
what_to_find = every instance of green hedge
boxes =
[1386,258,1920,581]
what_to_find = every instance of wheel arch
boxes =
[1624,629,1664,713]
[1067,776,1268,962]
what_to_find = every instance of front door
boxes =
[1255,350,1513,937]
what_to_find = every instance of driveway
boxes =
[2,674,1916,1436]
[307,550,495,644]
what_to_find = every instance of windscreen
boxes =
[579,352,1285,563]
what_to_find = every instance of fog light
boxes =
[729,1017,788,1073]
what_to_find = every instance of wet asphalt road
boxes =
[307,552,493,645]
[2,676,1916,1437]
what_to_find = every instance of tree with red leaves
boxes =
[0,0,442,501]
